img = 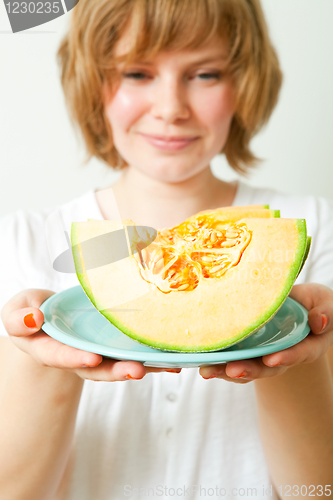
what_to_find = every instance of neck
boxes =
[98,165,237,228]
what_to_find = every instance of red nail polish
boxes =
[234,371,247,378]
[166,369,181,373]
[125,374,143,380]
[320,314,328,332]
[23,313,36,329]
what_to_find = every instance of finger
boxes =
[289,283,331,333]
[308,307,331,335]
[1,289,55,337]
[15,331,103,369]
[76,359,144,381]
[4,307,46,337]
[199,359,286,383]
[262,331,333,368]
[225,358,287,380]
[144,367,182,374]
[74,359,168,382]
[289,283,333,327]
[43,342,180,376]
[24,333,180,376]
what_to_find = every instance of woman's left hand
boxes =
[199,283,333,383]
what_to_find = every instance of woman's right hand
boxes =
[1,288,178,381]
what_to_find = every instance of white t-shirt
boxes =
[1,180,333,500]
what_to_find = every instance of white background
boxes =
[0,0,332,217]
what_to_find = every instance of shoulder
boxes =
[237,180,333,233]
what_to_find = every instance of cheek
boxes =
[195,84,235,133]
[105,88,146,134]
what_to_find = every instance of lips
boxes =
[139,133,199,151]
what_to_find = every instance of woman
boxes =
[1,0,333,498]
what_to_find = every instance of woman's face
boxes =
[104,33,235,183]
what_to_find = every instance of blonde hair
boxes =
[57,0,283,174]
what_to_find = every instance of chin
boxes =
[138,158,205,183]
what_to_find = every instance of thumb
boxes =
[1,289,55,337]
[308,307,330,335]
[289,284,332,334]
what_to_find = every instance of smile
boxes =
[139,133,199,151]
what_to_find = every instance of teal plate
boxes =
[40,285,310,368]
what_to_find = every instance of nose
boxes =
[150,76,190,123]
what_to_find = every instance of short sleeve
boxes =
[0,212,27,337]
[301,196,333,290]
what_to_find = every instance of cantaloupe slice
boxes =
[72,206,308,352]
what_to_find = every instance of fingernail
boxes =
[234,371,248,379]
[266,359,281,367]
[165,369,181,373]
[202,373,217,379]
[320,314,328,332]
[271,362,281,367]
[82,359,96,367]
[125,374,141,380]
[23,313,37,329]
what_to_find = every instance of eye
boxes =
[122,72,149,81]
[196,72,221,80]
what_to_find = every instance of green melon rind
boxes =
[273,210,280,217]
[297,236,311,278]
[87,220,308,352]
[72,219,308,353]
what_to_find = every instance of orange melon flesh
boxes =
[74,207,278,313]
[72,207,307,352]
[187,206,279,221]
